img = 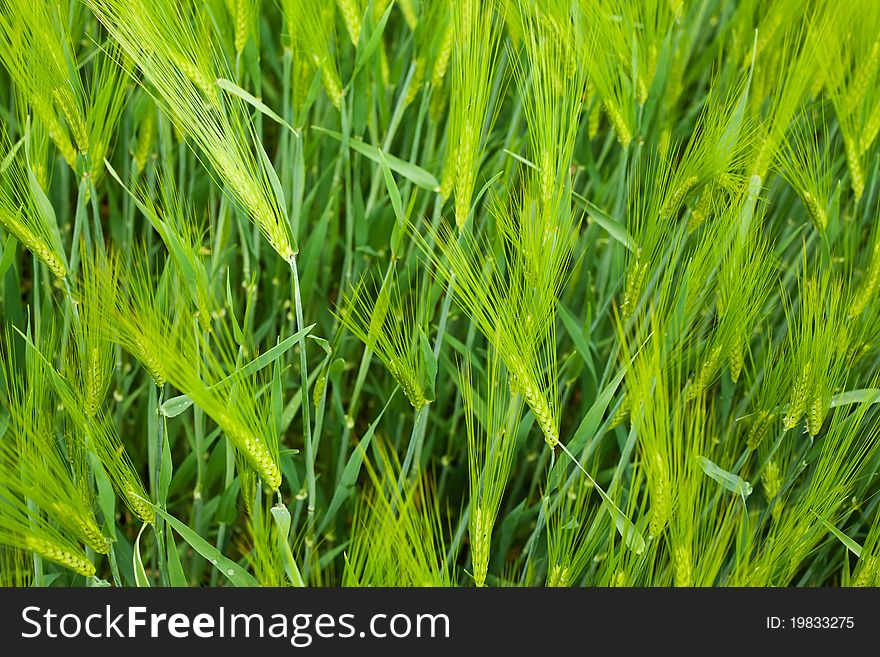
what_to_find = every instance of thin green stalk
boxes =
[288,255,314,578]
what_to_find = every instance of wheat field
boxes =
[1,0,880,588]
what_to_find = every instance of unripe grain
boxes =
[861,97,880,156]
[850,246,880,317]
[689,344,723,399]
[0,208,66,279]
[89,139,109,185]
[846,41,880,111]
[431,20,454,88]
[373,0,391,19]
[649,454,670,538]
[750,12,782,65]
[439,141,456,201]
[753,138,774,180]
[673,545,693,587]
[52,87,88,153]
[662,175,699,219]
[84,344,108,417]
[234,0,249,54]
[196,287,213,334]
[313,372,328,407]
[398,0,417,30]
[24,535,94,577]
[588,98,601,140]
[170,51,216,100]
[806,388,829,437]
[379,41,391,89]
[33,97,77,168]
[405,56,426,107]
[223,167,293,261]
[470,505,490,587]
[547,562,571,587]
[131,335,167,387]
[337,0,362,47]
[386,358,428,410]
[665,48,685,113]
[604,99,632,148]
[319,58,344,111]
[729,338,744,384]
[51,502,111,554]
[636,72,648,106]
[621,256,648,321]
[801,191,828,231]
[854,556,878,587]
[124,485,156,524]
[508,365,557,448]
[688,186,716,233]
[608,394,629,430]
[747,410,774,451]
[844,135,865,201]
[219,411,282,490]
[762,460,782,521]
[783,362,811,430]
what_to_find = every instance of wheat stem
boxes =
[289,255,313,577]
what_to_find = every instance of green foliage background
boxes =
[1,0,880,587]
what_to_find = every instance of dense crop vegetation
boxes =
[1,0,880,588]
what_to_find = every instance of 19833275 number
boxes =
[766,616,854,630]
